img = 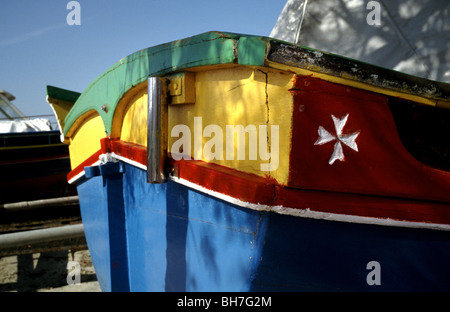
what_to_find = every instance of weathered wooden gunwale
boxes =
[59,31,450,142]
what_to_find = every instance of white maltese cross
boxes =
[314,114,360,165]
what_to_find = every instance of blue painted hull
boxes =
[76,161,450,291]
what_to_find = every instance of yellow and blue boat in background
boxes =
[49,31,450,291]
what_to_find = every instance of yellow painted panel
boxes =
[111,66,294,185]
[168,66,294,185]
[69,112,105,169]
[120,87,148,146]
[47,99,73,133]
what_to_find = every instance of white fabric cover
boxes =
[0,118,52,133]
[270,0,450,83]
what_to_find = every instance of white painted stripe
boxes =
[170,176,450,232]
[67,152,147,184]
[68,159,102,184]
[111,152,147,171]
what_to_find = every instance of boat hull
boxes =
[0,130,76,203]
[77,161,450,291]
[53,31,450,292]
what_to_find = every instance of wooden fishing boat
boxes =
[50,31,450,291]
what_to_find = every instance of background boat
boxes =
[0,88,83,257]
[0,89,78,204]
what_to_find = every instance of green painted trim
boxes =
[63,31,269,136]
[46,85,81,103]
[237,36,268,66]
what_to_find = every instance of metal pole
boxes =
[0,196,79,212]
[147,77,168,184]
[0,224,85,249]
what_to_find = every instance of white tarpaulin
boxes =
[0,118,52,133]
[270,0,450,83]
[0,89,53,133]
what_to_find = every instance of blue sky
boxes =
[0,0,286,127]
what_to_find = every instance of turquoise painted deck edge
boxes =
[62,31,268,136]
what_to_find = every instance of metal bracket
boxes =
[147,77,168,183]
[166,71,195,105]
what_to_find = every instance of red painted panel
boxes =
[168,157,276,206]
[277,186,450,225]
[110,140,147,165]
[67,149,103,182]
[288,75,450,203]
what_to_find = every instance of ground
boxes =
[0,249,101,292]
